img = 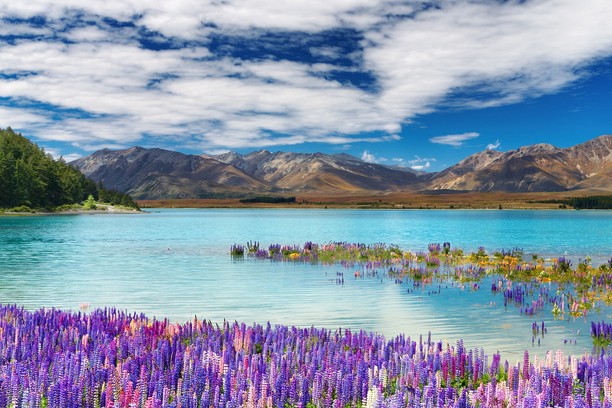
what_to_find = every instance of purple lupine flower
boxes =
[1,304,612,407]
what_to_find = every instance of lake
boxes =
[1,208,611,360]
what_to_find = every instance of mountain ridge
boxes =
[427,135,611,192]
[71,135,612,199]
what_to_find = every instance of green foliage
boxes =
[568,196,612,210]
[531,196,612,209]
[239,196,296,204]
[83,194,97,210]
[0,127,139,211]
[246,241,260,253]
[54,203,81,212]
[0,127,88,208]
[592,336,612,349]
[97,182,140,210]
[230,244,245,256]
[8,205,36,213]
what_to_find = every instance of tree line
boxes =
[532,196,612,210]
[0,127,138,210]
[239,196,296,204]
[566,195,612,209]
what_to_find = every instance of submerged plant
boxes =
[228,241,612,319]
[230,243,244,256]
[246,240,260,253]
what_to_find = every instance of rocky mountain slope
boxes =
[72,148,419,199]
[70,147,275,199]
[212,150,419,192]
[427,135,611,192]
[71,135,611,199]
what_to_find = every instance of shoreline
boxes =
[0,205,142,216]
[138,191,611,210]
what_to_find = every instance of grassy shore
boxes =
[138,190,610,210]
[0,203,141,215]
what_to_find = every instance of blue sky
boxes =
[1,1,611,172]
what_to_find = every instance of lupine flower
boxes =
[233,241,611,322]
[229,244,244,256]
[2,304,612,407]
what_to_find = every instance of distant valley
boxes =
[71,135,612,200]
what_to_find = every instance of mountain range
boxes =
[71,135,612,199]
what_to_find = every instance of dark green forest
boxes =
[565,195,612,209]
[0,127,138,210]
[239,196,296,204]
[532,196,612,209]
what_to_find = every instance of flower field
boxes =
[2,304,612,408]
[2,241,611,407]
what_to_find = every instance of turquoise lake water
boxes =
[1,208,611,360]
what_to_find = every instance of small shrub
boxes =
[83,194,97,210]
[9,205,35,213]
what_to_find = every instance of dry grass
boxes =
[138,190,609,210]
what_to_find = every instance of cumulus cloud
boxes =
[392,155,435,171]
[409,156,434,168]
[361,150,377,163]
[44,148,82,162]
[487,140,501,150]
[360,149,394,164]
[410,161,430,171]
[1,0,612,156]
[429,132,480,147]
[365,154,435,171]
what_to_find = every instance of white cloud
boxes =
[65,26,117,43]
[410,161,430,171]
[362,153,435,170]
[408,155,435,164]
[1,0,612,157]
[183,0,377,33]
[487,140,501,150]
[0,37,399,150]
[391,155,435,170]
[429,132,479,147]
[43,148,82,162]
[309,46,343,59]
[0,0,377,37]
[361,150,377,163]
[202,148,231,157]
[0,107,48,129]
[0,22,51,37]
[365,0,612,116]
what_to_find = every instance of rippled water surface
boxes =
[1,208,611,359]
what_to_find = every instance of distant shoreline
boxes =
[0,205,142,216]
[137,191,611,210]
